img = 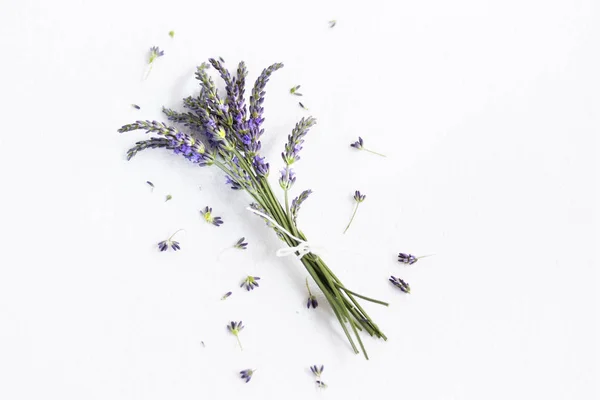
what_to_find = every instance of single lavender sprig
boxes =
[234,237,248,250]
[145,46,164,79]
[389,276,411,293]
[157,229,184,252]
[239,369,256,383]
[227,321,244,350]
[200,206,224,226]
[343,190,366,234]
[398,253,434,265]
[298,102,308,110]
[240,276,260,291]
[132,104,141,110]
[306,277,318,309]
[350,136,386,157]
[146,181,154,191]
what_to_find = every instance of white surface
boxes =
[0,0,597,399]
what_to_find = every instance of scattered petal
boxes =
[168,30,175,38]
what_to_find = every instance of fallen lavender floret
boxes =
[239,369,255,383]
[350,136,386,157]
[343,190,366,234]
[157,229,183,252]
[200,206,223,226]
[240,276,260,291]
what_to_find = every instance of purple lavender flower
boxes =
[343,190,366,234]
[240,276,260,291]
[253,155,269,177]
[279,167,296,190]
[239,369,255,383]
[234,237,248,250]
[157,229,184,252]
[227,320,244,349]
[291,189,312,224]
[306,277,318,309]
[221,291,232,300]
[350,136,364,149]
[398,253,418,265]
[353,190,366,202]
[148,46,164,63]
[349,136,386,157]
[389,276,411,293]
[310,365,324,377]
[281,117,317,166]
[200,206,224,226]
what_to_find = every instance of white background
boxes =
[0,0,597,399]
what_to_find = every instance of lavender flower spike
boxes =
[389,276,411,293]
[343,190,366,234]
[239,369,256,383]
[241,276,260,291]
[157,229,184,252]
[350,136,386,157]
[200,206,224,226]
[282,117,317,165]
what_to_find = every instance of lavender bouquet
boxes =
[119,59,387,358]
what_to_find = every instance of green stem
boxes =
[335,284,389,306]
[364,148,386,157]
[343,203,360,234]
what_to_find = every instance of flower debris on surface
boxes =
[290,85,303,96]
[221,291,232,300]
[240,275,260,291]
[350,136,386,157]
[343,190,366,234]
[233,237,248,249]
[306,277,318,309]
[239,369,255,383]
[310,365,327,388]
[200,206,223,226]
[157,229,183,252]
[227,320,244,350]
[145,46,164,79]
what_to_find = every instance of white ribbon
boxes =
[246,207,322,259]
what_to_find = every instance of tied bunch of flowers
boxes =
[118,58,388,359]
